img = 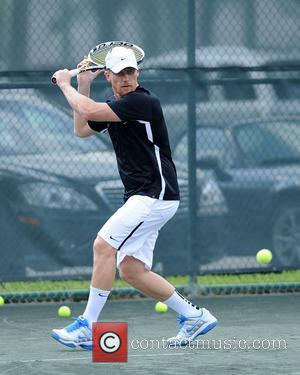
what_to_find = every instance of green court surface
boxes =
[0,294,299,375]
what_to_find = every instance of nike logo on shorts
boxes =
[110,235,118,241]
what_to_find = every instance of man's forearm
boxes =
[73,84,95,137]
[60,83,95,116]
[58,79,120,122]
[78,83,91,97]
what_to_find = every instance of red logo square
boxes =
[92,322,128,362]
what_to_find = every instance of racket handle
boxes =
[69,68,81,77]
[51,68,80,84]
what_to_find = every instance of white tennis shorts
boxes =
[98,195,179,270]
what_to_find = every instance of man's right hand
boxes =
[76,56,104,86]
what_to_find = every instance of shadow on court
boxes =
[0,294,299,375]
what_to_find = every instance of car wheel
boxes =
[272,201,300,267]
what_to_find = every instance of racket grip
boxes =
[69,68,80,77]
[51,68,80,84]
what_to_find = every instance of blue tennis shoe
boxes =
[51,315,92,350]
[167,308,218,346]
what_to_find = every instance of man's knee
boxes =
[119,257,144,283]
[119,262,131,283]
[93,236,116,258]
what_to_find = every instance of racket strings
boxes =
[89,42,145,67]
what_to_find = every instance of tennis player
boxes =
[51,46,218,349]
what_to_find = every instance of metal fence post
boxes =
[187,0,197,291]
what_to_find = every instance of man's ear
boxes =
[104,70,110,81]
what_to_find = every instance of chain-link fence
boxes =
[1,0,300,281]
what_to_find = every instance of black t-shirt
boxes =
[88,86,180,202]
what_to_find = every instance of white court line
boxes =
[0,352,195,364]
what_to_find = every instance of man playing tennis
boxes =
[51,45,218,349]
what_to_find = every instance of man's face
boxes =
[105,67,139,97]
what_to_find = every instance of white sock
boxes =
[163,290,202,317]
[83,286,110,327]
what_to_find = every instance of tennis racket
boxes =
[51,41,145,84]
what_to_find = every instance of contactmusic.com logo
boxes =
[92,322,128,362]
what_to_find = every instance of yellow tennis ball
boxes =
[58,305,71,318]
[256,249,273,264]
[0,296,5,306]
[155,302,168,313]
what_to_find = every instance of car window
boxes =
[218,71,256,101]
[174,127,235,168]
[0,111,31,156]
[195,71,209,102]
[20,106,109,154]
[266,65,300,100]
[234,122,300,166]
[271,82,300,100]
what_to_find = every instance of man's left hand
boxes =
[52,69,71,88]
